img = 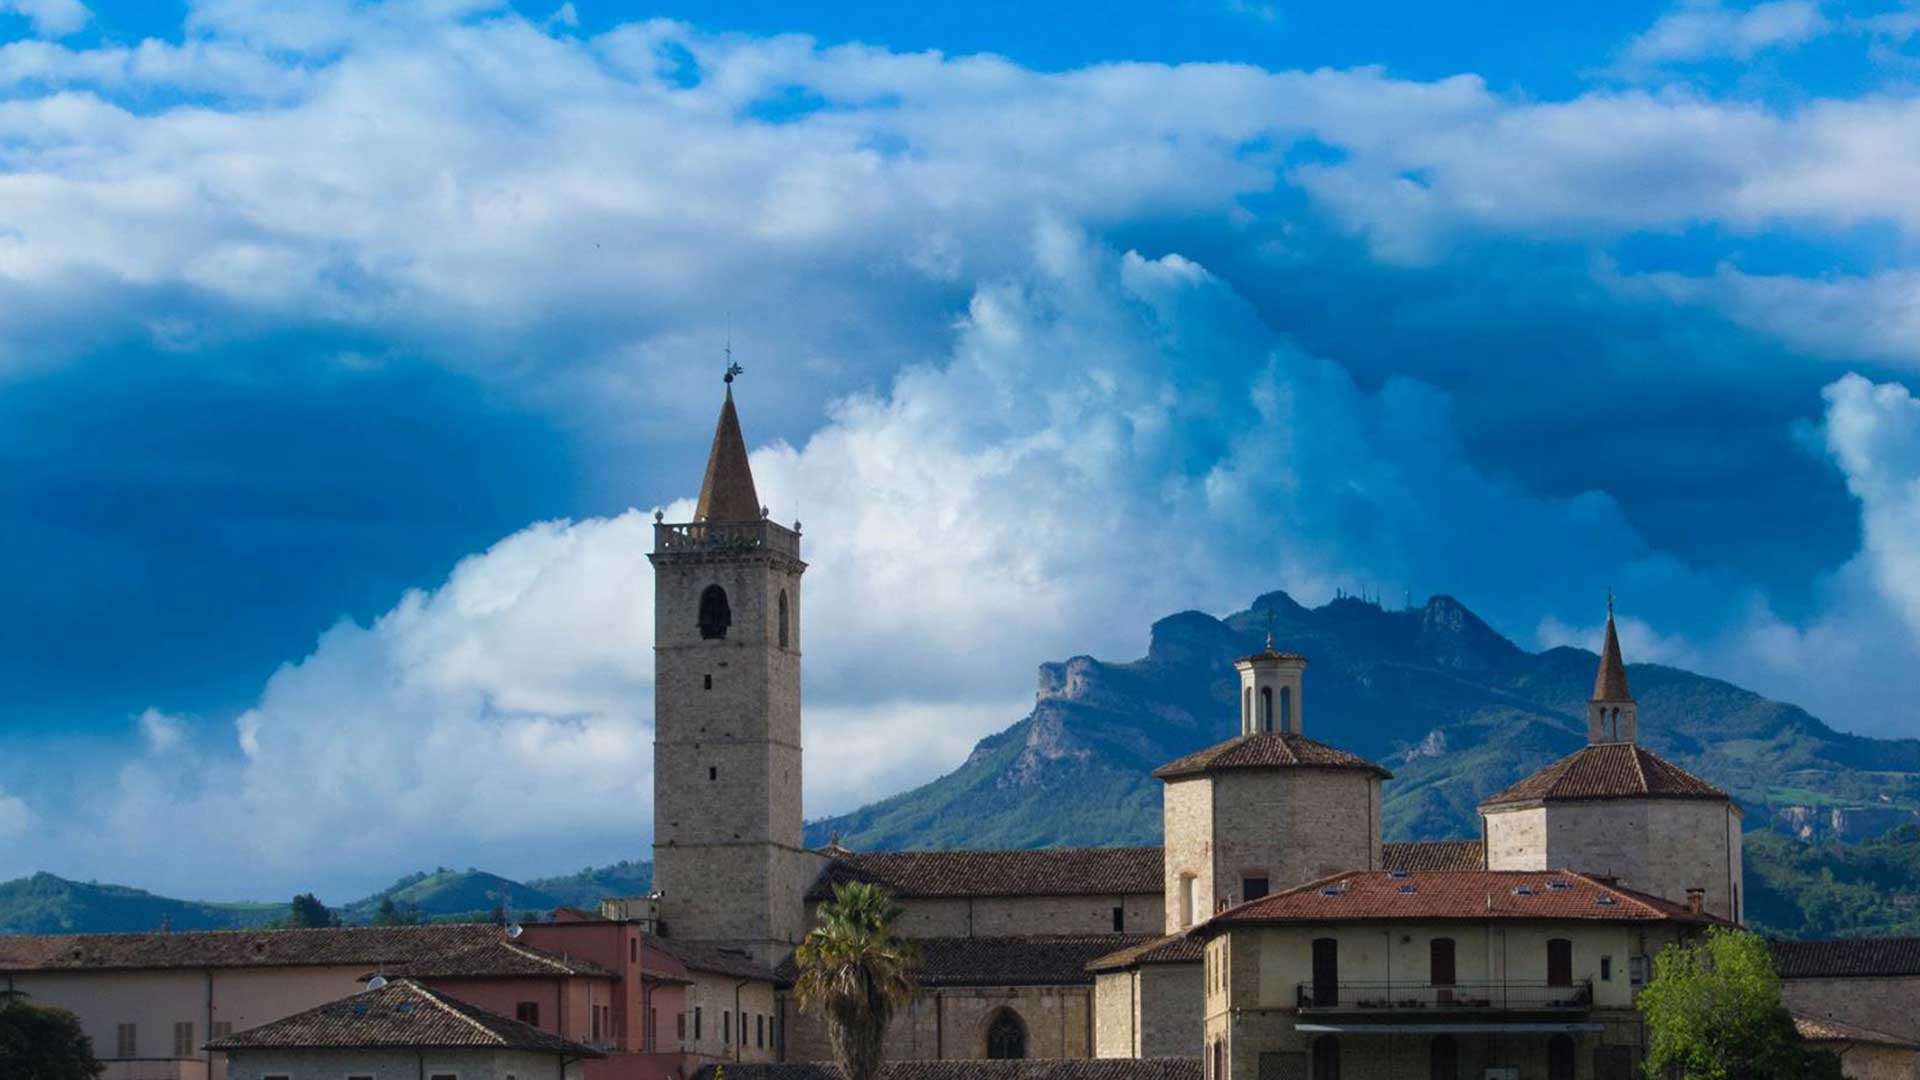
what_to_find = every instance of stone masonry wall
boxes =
[891,894,1164,938]
[1162,779,1214,933]
[784,986,1093,1062]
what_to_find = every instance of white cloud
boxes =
[0,0,88,38]
[1624,0,1830,66]
[1821,374,1920,636]
[137,708,186,754]
[0,787,29,838]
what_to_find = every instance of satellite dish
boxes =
[367,976,389,990]
[506,922,524,940]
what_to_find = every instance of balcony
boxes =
[1295,980,1593,1013]
[653,519,800,560]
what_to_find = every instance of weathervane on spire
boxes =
[723,312,743,387]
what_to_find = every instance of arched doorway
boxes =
[986,1009,1026,1060]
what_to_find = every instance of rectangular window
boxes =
[679,1012,688,1040]
[173,1021,194,1058]
[723,1009,730,1044]
[1112,906,1124,932]
[429,1074,459,1080]
[116,1023,136,1059]
[757,1013,765,1048]
[1180,874,1198,928]
[1242,876,1269,901]
[516,1001,540,1026]
[1601,955,1614,982]
[592,1005,604,1042]
[695,1006,703,1040]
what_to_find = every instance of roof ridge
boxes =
[408,980,510,1047]
[497,939,575,974]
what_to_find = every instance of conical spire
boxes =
[694,386,762,523]
[1592,597,1632,703]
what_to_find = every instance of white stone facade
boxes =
[1484,798,1745,923]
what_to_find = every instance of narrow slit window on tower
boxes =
[778,589,790,649]
[704,674,713,690]
[698,584,731,640]
[709,767,717,781]
[1112,906,1125,932]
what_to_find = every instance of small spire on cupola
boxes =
[694,360,762,523]
[1588,591,1638,744]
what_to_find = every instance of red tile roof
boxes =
[1086,932,1203,973]
[1479,743,1727,807]
[1201,869,1722,929]
[0,923,501,972]
[1152,733,1391,781]
[1793,1014,1920,1049]
[359,937,623,981]
[807,847,1163,901]
[1382,840,1484,872]
[653,939,777,981]
[205,978,602,1055]
[1770,937,1920,979]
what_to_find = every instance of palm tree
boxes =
[792,881,919,1080]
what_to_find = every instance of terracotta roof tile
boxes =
[1480,743,1726,807]
[359,938,622,981]
[205,979,602,1056]
[692,1060,1200,1080]
[654,939,776,981]
[1382,840,1484,872]
[1202,869,1722,929]
[1770,937,1920,979]
[695,390,762,523]
[806,848,1163,901]
[1152,733,1391,781]
[1792,1014,1920,1048]
[1593,614,1632,701]
[1086,932,1203,973]
[0,923,500,972]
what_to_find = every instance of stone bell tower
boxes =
[1588,596,1638,744]
[650,375,818,964]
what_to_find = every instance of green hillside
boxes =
[0,873,285,933]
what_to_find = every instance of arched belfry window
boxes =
[1280,686,1293,731]
[986,1009,1026,1059]
[1260,687,1274,733]
[778,590,790,649]
[698,585,731,640]
[1242,687,1252,730]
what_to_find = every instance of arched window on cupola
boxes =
[986,1009,1026,1060]
[1243,687,1252,731]
[698,584,732,640]
[1260,687,1274,733]
[1280,686,1293,732]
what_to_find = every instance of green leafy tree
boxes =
[1639,927,1828,1080]
[281,892,336,929]
[0,991,105,1080]
[792,882,919,1080]
[373,896,420,926]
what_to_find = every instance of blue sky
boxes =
[6,0,1920,900]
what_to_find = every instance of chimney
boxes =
[1685,888,1705,915]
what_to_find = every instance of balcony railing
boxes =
[1295,980,1593,1012]
[654,519,800,559]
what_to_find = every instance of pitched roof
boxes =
[1793,1014,1920,1049]
[1152,733,1391,781]
[695,389,762,523]
[777,934,1147,988]
[204,978,602,1056]
[1200,869,1722,930]
[1593,612,1632,702]
[1479,742,1727,808]
[691,1061,1201,1080]
[0,923,502,973]
[1086,932,1203,973]
[358,937,623,981]
[1382,840,1485,872]
[654,938,776,981]
[1770,937,1920,979]
[806,847,1163,901]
